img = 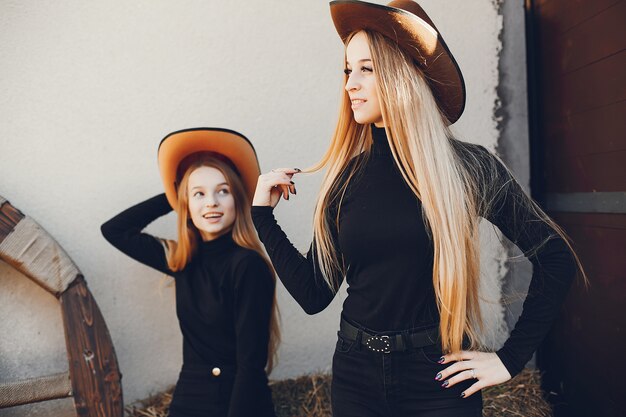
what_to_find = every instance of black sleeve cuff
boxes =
[496,347,524,378]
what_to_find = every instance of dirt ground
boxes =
[126,368,552,417]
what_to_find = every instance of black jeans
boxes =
[331,330,483,417]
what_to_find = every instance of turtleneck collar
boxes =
[370,124,391,156]
[199,231,236,254]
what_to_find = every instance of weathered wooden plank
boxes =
[540,1,626,74]
[543,99,625,158]
[0,195,123,417]
[544,150,626,192]
[540,50,626,119]
[535,0,621,34]
[542,272,625,414]
[60,276,123,417]
[551,211,626,229]
[552,211,626,279]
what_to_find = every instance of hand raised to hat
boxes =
[434,351,511,398]
[252,168,300,208]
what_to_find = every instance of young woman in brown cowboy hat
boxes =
[101,128,279,417]
[252,1,584,415]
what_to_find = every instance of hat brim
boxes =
[330,0,465,124]
[158,128,260,210]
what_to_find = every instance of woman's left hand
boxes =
[435,351,512,398]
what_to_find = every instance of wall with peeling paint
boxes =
[494,0,534,347]
[0,0,527,412]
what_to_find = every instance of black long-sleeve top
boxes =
[101,194,275,417]
[252,124,577,378]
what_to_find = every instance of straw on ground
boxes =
[125,368,552,417]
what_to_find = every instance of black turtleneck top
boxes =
[251,124,576,378]
[101,194,275,417]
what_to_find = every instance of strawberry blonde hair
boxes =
[164,153,280,371]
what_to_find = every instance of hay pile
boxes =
[270,374,331,417]
[126,368,551,417]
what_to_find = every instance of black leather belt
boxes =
[340,317,440,354]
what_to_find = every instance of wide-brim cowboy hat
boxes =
[158,127,260,210]
[329,0,465,124]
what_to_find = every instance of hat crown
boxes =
[329,0,466,124]
[386,0,436,30]
[157,128,260,210]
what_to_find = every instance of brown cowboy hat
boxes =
[329,0,466,124]
[158,127,260,210]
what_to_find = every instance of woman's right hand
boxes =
[252,168,300,208]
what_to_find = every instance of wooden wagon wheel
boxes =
[0,195,123,417]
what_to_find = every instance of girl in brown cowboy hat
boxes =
[102,128,279,417]
[252,1,585,415]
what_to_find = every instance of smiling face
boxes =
[187,166,236,241]
[344,31,384,127]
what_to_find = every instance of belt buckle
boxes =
[365,335,391,354]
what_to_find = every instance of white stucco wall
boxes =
[0,0,515,412]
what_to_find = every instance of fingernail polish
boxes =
[437,356,445,364]
[294,168,301,172]
[460,392,466,398]
[290,181,295,184]
[441,380,449,388]
[434,373,442,381]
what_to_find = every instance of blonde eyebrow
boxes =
[190,182,228,191]
[346,58,373,66]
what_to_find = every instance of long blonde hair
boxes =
[164,153,280,371]
[308,30,585,354]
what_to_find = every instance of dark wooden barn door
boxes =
[526,0,625,416]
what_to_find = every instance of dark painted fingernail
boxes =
[434,372,442,381]
[441,380,449,388]
[290,181,295,184]
[460,392,466,398]
[437,356,445,364]
[294,168,301,172]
